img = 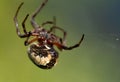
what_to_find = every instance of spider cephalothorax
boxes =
[13,0,84,69]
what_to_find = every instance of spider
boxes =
[13,0,84,69]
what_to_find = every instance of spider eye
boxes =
[27,43,59,69]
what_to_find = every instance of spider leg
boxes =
[31,0,48,29]
[24,37,38,46]
[41,16,56,33]
[43,16,66,45]
[13,2,30,38]
[55,34,84,50]
[22,14,29,34]
[51,16,56,34]
[41,21,53,26]
[63,34,84,50]
[24,32,40,46]
[49,26,67,45]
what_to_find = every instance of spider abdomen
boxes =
[27,43,59,69]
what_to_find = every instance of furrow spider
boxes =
[13,0,84,69]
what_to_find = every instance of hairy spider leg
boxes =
[31,0,48,29]
[41,16,56,30]
[55,34,84,50]
[22,14,29,34]
[37,15,84,50]
[49,26,67,45]
[13,2,44,46]
[14,2,31,38]
[41,16,67,45]
[41,21,53,26]
[49,16,67,45]
[24,37,38,46]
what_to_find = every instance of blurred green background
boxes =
[0,0,120,82]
